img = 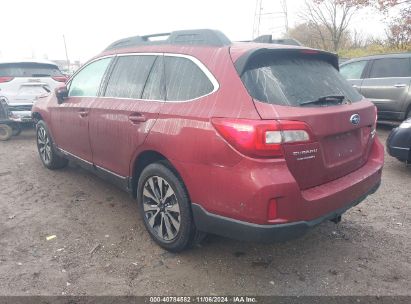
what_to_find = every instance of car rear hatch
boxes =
[234,48,377,190]
[0,62,66,105]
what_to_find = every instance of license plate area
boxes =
[322,129,363,166]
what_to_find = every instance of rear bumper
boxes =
[184,138,384,241]
[9,110,33,123]
[192,181,380,242]
[3,102,34,123]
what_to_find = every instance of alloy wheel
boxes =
[37,126,51,164]
[142,176,181,241]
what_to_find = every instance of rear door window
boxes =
[369,58,411,78]
[142,56,165,100]
[340,61,367,79]
[0,63,63,77]
[104,55,156,99]
[241,55,362,106]
[164,56,214,101]
[68,57,112,97]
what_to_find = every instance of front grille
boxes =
[8,104,33,112]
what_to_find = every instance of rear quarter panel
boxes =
[131,47,260,207]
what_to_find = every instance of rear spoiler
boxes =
[234,48,339,76]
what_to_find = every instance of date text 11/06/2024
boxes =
[149,296,257,303]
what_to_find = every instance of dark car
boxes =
[340,53,411,121]
[387,118,411,163]
[32,29,383,252]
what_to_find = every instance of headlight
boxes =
[399,120,411,129]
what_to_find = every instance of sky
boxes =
[0,0,387,63]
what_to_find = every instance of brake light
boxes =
[52,76,67,83]
[0,77,14,83]
[300,49,319,54]
[211,118,313,158]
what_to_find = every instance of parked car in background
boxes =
[32,29,384,252]
[0,97,15,141]
[340,53,411,121]
[387,118,411,164]
[0,59,66,134]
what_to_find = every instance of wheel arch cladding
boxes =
[131,150,188,200]
[32,112,43,122]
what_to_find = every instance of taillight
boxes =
[0,76,14,83]
[211,118,313,158]
[52,76,67,83]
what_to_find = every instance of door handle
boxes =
[78,109,88,117]
[393,84,407,88]
[129,113,146,124]
[352,84,359,89]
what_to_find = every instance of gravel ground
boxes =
[0,126,410,296]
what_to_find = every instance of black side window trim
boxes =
[140,55,166,100]
[364,59,375,79]
[99,55,118,97]
[361,60,372,79]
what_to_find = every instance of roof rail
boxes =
[104,29,231,51]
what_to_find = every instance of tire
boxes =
[36,120,68,169]
[137,162,205,252]
[0,124,13,141]
[12,125,22,136]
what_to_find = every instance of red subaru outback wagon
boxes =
[32,29,384,252]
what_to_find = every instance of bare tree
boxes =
[386,6,411,49]
[287,21,352,50]
[299,0,366,51]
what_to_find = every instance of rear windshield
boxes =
[241,54,362,106]
[0,62,63,77]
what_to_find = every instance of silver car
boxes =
[0,59,66,124]
[340,53,411,121]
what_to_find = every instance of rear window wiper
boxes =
[300,95,346,106]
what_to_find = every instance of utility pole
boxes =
[281,0,289,34]
[63,35,70,74]
[252,0,263,39]
[253,0,289,39]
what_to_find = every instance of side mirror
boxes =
[55,86,68,104]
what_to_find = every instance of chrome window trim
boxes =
[363,77,411,80]
[107,52,220,103]
[66,55,116,93]
[66,52,220,102]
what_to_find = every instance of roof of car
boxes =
[96,29,339,73]
[341,52,411,65]
[0,58,59,66]
[101,29,312,56]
